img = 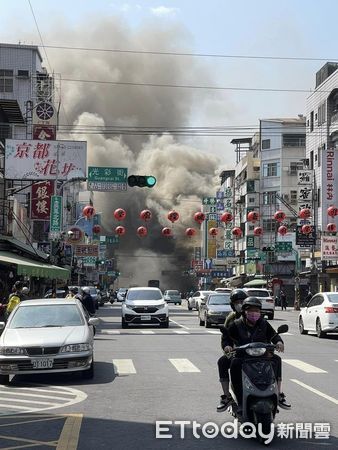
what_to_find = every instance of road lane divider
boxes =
[173,330,189,334]
[100,330,120,334]
[291,379,338,405]
[283,359,327,373]
[168,319,190,330]
[169,359,200,373]
[113,359,137,375]
[139,330,155,334]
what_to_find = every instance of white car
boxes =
[0,299,99,384]
[299,292,338,338]
[187,290,214,311]
[243,288,275,319]
[121,287,169,328]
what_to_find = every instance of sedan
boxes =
[187,290,214,311]
[198,293,232,327]
[299,292,338,338]
[0,299,99,384]
[164,290,182,305]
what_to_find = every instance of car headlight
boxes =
[124,304,134,310]
[157,303,167,310]
[60,343,92,353]
[0,347,27,356]
[245,348,266,356]
[207,310,219,315]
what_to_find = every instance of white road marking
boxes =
[100,329,120,334]
[113,359,137,375]
[173,330,189,334]
[283,332,294,335]
[291,379,338,405]
[169,319,190,330]
[283,359,327,373]
[206,330,221,334]
[139,330,155,334]
[0,390,72,402]
[169,359,200,373]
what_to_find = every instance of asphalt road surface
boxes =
[0,302,337,449]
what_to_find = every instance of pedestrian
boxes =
[280,290,288,311]
[5,281,23,321]
[80,287,96,315]
[305,289,313,304]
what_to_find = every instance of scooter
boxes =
[228,324,289,444]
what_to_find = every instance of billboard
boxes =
[5,139,87,180]
[322,147,338,229]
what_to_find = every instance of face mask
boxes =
[246,311,261,323]
[234,303,242,313]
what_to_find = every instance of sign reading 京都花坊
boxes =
[5,139,87,180]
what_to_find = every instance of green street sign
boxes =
[106,236,119,244]
[83,256,97,267]
[88,167,128,191]
[202,197,217,205]
[275,242,293,253]
[50,196,62,232]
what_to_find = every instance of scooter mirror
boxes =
[277,324,289,334]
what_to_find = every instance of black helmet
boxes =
[242,297,262,311]
[69,287,78,294]
[230,289,248,311]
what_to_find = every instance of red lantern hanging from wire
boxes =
[137,226,148,237]
[278,225,288,236]
[247,211,259,223]
[209,228,218,236]
[274,210,286,222]
[327,206,338,217]
[327,223,337,232]
[82,205,95,219]
[232,227,242,238]
[301,224,312,235]
[140,210,152,222]
[253,226,263,236]
[193,212,206,225]
[185,228,197,238]
[299,208,311,219]
[92,224,101,234]
[161,227,172,237]
[114,208,126,221]
[168,210,180,223]
[221,212,233,223]
[115,225,126,236]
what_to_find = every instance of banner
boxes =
[322,147,338,229]
[31,181,54,220]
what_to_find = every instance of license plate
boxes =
[141,315,151,321]
[32,358,53,369]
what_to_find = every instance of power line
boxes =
[33,43,338,63]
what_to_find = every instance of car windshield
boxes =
[167,290,179,295]
[247,290,269,297]
[208,295,231,305]
[8,305,85,328]
[127,290,162,301]
[327,293,338,302]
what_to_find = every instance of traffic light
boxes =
[127,175,157,188]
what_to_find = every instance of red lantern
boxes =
[137,226,147,237]
[115,226,126,236]
[253,226,263,236]
[168,210,180,223]
[232,227,242,237]
[301,224,312,234]
[327,223,337,232]
[274,210,286,222]
[221,212,233,223]
[161,227,172,237]
[114,208,126,221]
[185,228,196,238]
[278,225,288,236]
[140,209,152,222]
[194,212,206,225]
[83,205,95,219]
[299,208,311,219]
[327,206,338,217]
[209,228,218,236]
[92,225,101,234]
[247,211,259,223]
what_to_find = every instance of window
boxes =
[289,162,303,175]
[263,191,277,205]
[290,190,297,204]
[283,134,305,147]
[318,145,322,168]
[249,197,255,203]
[310,111,314,132]
[17,70,29,78]
[310,151,314,169]
[317,188,321,207]
[263,162,280,177]
[318,101,326,126]
[263,219,277,232]
[262,139,271,149]
[0,69,13,92]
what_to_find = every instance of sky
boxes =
[1,0,338,165]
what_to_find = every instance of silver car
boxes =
[0,299,99,385]
[198,293,232,327]
[164,290,182,305]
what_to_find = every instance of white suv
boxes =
[244,288,275,320]
[121,287,169,328]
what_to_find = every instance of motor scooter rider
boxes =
[223,297,291,410]
[217,288,248,412]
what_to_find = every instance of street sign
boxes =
[83,256,97,267]
[106,236,119,244]
[296,226,316,247]
[275,242,293,253]
[202,197,217,205]
[211,270,228,278]
[74,244,99,257]
[50,195,62,232]
[87,167,128,191]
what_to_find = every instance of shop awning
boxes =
[244,279,267,287]
[0,251,70,280]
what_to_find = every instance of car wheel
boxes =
[121,318,128,329]
[316,318,326,338]
[0,374,10,385]
[205,318,211,328]
[299,317,308,335]
[82,360,94,379]
[160,319,169,328]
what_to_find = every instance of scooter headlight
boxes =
[245,348,266,356]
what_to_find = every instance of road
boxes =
[0,303,337,449]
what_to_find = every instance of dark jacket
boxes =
[221,316,283,349]
[81,293,96,315]
[221,311,241,349]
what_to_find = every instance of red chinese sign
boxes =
[74,244,99,257]
[30,181,54,220]
[33,125,56,140]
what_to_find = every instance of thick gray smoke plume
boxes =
[42,16,223,288]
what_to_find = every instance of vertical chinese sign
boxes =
[50,196,63,233]
[31,181,54,220]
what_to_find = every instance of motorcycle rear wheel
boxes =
[254,411,274,445]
